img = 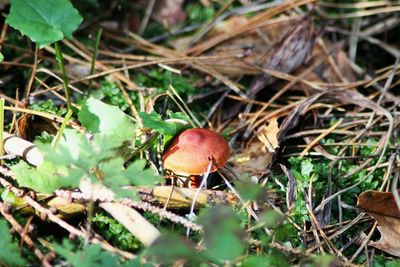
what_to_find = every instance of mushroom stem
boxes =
[189,175,200,188]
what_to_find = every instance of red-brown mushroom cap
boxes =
[162,128,230,176]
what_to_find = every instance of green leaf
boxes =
[258,209,284,228]
[235,181,262,201]
[54,240,119,267]
[139,111,189,136]
[312,254,339,267]
[145,232,198,264]
[1,190,16,204]
[6,0,83,47]
[0,220,26,266]
[93,213,142,251]
[240,255,288,267]
[79,97,135,143]
[125,159,161,186]
[197,206,246,262]
[12,127,154,198]
[0,52,3,62]
[301,159,313,179]
[12,161,78,193]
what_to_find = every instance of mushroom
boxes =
[162,128,230,188]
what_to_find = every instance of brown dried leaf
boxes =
[232,139,273,176]
[170,15,298,76]
[250,10,316,94]
[357,190,400,256]
[256,118,280,152]
[17,114,57,142]
[298,43,357,85]
[154,0,186,26]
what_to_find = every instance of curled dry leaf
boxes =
[256,117,280,152]
[171,15,300,76]
[154,0,186,26]
[233,139,273,177]
[249,10,316,94]
[295,43,358,86]
[232,118,279,177]
[357,190,400,257]
[17,114,58,142]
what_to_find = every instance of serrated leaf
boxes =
[78,97,135,143]
[0,220,26,266]
[235,181,262,201]
[12,161,79,193]
[6,0,83,47]
[301,159,313,179]
[145,232,198,264]
[125,159,161,186]
[139,111,188,136]
[1,190,16,204]
[197,206,246,262]
[54,240,119,267]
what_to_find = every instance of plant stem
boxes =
[54,41,71,111]
[52,109,73,148]
[0,98,4,157]
[88,28,102,94]
[84,197,94,246]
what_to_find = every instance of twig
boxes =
[100,202,160,247]
[0,176,135,259]
[138,0,155,36]
[55,189,204,232]
[0,201,51,267]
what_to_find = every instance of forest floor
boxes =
[1,0,400,266]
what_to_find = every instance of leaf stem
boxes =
[88,28,102,94]
[52,109,73,149]
[54,42,71,111]
[84,197,95,246]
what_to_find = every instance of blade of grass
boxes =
[88,28,103,94]
[51,109,73,149]
[0,98,4,157]
[54,42,72,111]
[168,85,201,127]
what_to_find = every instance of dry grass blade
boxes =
[186,0,316,55]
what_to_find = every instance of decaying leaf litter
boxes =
[0,0,400,265]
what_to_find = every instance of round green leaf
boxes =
[6,0,83,46]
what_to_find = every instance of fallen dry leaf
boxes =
[154,0,186,26]
[256,117,280,152]
[232,139,273,177]
[17,114,57,142]
[249,10,316,94]
[170,15,298,76]
[294,42,358,86]
[357,190,400,256]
